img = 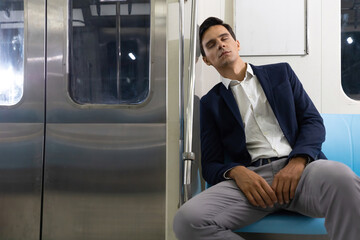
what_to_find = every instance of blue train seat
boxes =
[206,114,360,235]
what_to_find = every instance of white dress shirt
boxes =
[221,64,292,163]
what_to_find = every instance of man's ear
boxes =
[202,56,212,66]
[236,40,240,51]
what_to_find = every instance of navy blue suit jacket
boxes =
[200,63,327,185]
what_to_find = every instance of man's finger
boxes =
[283,180,291,204]
[243,191,259,207]
[261,181,277,204]
[257,185,275,207]
[275,177,284,204]
[271,176,278,191]
[290,179,299,199]
[251,190,267,209]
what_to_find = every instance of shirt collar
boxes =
[221,63,254,89]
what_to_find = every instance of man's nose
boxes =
[218,41,225,49]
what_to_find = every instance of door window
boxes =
[69,0,151,105]
[342,0,360,100]
[0,0,24,106]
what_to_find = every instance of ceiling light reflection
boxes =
[347,37,354,45]
[128,52,136,60]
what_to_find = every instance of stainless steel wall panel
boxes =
[0,123,43,239]
[0,0,45,238]
[43,123,165,239]
[44,124,165,193]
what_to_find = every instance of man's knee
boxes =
[308,160,358,191]
[173,205,190,238]
[173,201,206,239]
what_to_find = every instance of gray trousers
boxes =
[173,159,360,240]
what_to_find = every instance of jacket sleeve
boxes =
[285,63,326,161]
[200,98,244,185]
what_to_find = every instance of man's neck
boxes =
[217,58,247,81]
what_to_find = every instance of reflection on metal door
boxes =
[0,0,45,239]
[44,0,166,239]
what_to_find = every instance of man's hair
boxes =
[199,17,237,56]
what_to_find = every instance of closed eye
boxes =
[206,41,215,49]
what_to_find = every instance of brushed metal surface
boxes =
[0,0,45,239]
[0,124,43,240]
[44,0,166,239]
[43,124,165,239]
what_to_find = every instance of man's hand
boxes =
[227,166,278,208]
[271,157,307,205]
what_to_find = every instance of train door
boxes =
[0,0,45,239]
[44,0,166,239]
[0,0,166,239]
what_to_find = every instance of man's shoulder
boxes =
[250,62,294,82]
[250,62,290,73]
[200,82,224,104]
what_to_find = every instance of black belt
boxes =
[250,156,288,167]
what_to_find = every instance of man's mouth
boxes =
[219,51,230,58]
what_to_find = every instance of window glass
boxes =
[69,0,151,105]
[341,0,360,100]
[0,0,24,106]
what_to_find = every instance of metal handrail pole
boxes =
[182,0,198,203]
[178,0,185,205]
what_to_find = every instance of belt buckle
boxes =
[262,158,272,166]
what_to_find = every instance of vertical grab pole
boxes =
[178,0,185,205]
[182,0,198,203]
[116,2,122,99]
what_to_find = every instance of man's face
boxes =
[201,25,240,69]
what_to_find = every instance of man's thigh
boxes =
[286,159,359,217]
[178,180,274,230]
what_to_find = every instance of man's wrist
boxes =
[224,167,234,179]
[291,154,312,166]
[226,165,246,179]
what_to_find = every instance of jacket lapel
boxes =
[250,64,279,118]
[219,84,244,128]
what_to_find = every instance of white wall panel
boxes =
[235,0,307,56]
